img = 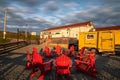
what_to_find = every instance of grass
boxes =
[0,38,10,44]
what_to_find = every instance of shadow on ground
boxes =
[0,52,120,80]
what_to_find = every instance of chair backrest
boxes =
[70,45,75,52]
[44,46,51,57]
[56,45,62,55]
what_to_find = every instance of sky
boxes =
[0,0,120,34]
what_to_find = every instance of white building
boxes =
[31,32,36,36]
[40,21,95,39]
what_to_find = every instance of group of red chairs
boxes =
[40,45,62,57]
[24,46,97,80]
[25,47,54,80]
[75,47,97,78]
[40,45,77,58]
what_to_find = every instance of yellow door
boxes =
[99,31,114,52]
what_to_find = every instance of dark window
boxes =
[86,34,94,39]
[56,32,60,34]
[76,34,78,36]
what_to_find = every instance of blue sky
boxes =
[0,0,120,34]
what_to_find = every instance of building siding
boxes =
[40,21,94,39]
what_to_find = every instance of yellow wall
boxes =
[115,30,120,45]
[78,30,120,52]
[79,32,98,50]
[98,31,114,52]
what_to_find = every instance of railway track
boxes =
[0,41,29,54]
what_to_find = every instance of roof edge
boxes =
[42,21,92,31]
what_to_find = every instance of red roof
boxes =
[42,21,92,31]
[95,26,120,31]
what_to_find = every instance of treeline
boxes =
[0,31,39,40]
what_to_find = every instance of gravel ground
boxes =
[0,44,120,80]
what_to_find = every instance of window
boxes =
[76,34,78,36]
[86,34,94,39]
[56,32,60,34]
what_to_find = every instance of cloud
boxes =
[0,0,120,34]
[0,0,13,7]
[0,8,54,33]
[41,1,59,13]
[63,2,79,10]
[16,0,42,7]
[54,1,120,27]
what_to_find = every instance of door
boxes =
[99,31,114,51]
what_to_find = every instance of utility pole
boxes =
[25,24,29,40]
[67,28,70,49]
[17,28,19,42]
[3,8,8,39]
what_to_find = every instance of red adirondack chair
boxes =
[25,50,32,70]
[29,47,43,78]
[56,45,62,56]
[29,59,54,80]
[74,50,97,78]
[26,50,32,61]
[69,45,76,57]
[38,59,54,80]
[75,47,88,61]
[55,55,72,80]
[25,47,43,70]
[44,46,51,57]
[25,47,54,80]
[88,50,97,72]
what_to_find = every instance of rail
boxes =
[0,41,29,54]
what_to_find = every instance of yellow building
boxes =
[78,26,120,53]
